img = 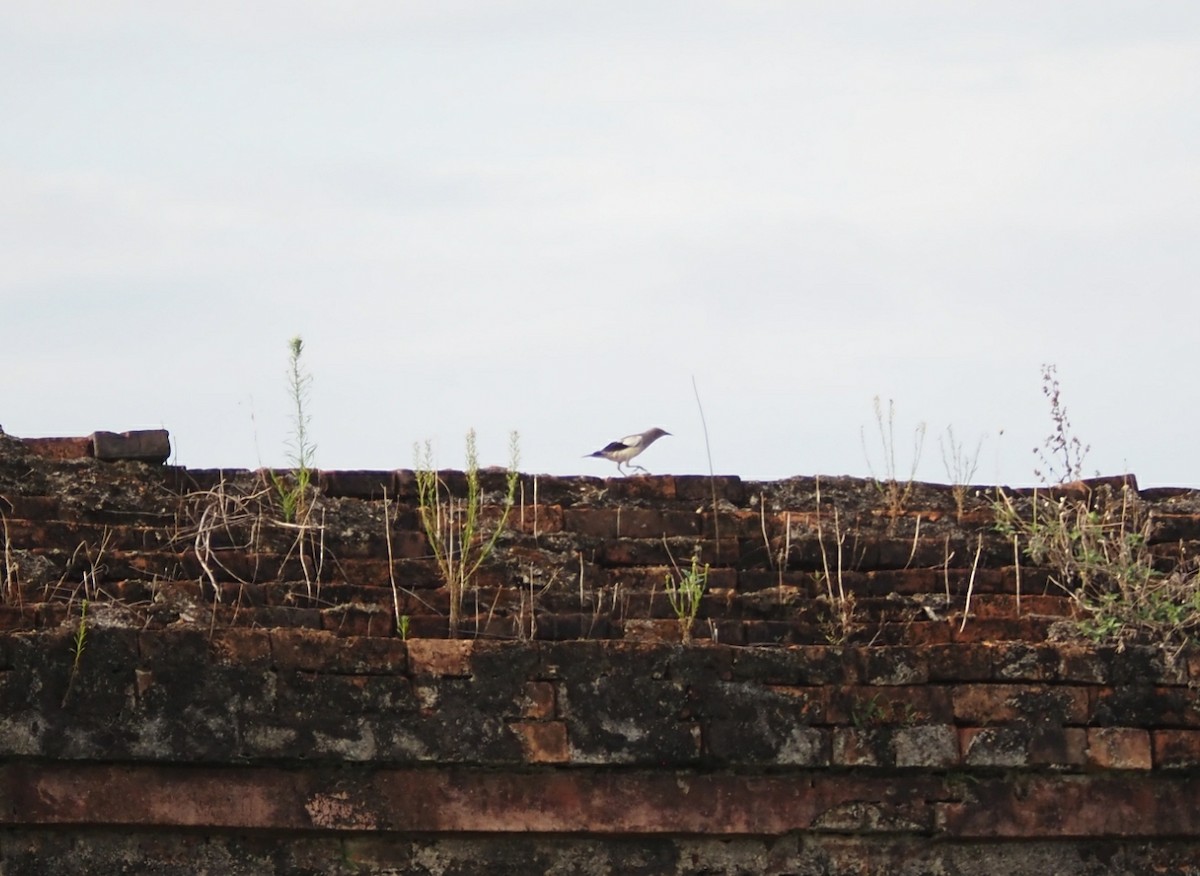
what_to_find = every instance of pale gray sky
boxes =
[4,2,1199,485]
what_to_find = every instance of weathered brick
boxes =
[952,616,1056,643]
[316,470,397,500]
[92,429,171,463]
[853,647,930,685]
[991,643,1062,681]
[832,727,885,766]
[952,683,1089,724]
[960,725,1086,768]
[1153,729,1200,768]
[20,435,92,459]
[208,629,273,667]
[511,721,570,763]
[1057,645,1110,683]
[925,643,995,681]
[1087,727,1152,769]
[520,681,556,719]
[892,724,959,768]
[829,686,953,725]
[406,639,474,677]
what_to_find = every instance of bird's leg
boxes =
[629,463,651,475]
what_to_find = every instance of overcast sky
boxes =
[4,2,1199,487]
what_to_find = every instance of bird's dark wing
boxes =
[597,440,632,453]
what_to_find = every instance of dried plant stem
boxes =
[959,535,984,633]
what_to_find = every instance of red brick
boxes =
[898,622,954,646]
[316,470,397,500]
[1153,730,1200,768]
[520,681,556,720]
[939,773,1200,838]
[605,476,678,501]
[967,594,1075,619]
[952,684,1089,724]
[208,629,273,667]
[20,436,92,459]
[270,628,345,671]
[1087,728,1152,769]
[406,639,474,677]
[486,503,563,535]
[621,619,683,644]
[991,643,1063,681]
[1057,646,1110,683]
[1028,726,1088,766]
[0,762,955,835]
[320,607,393,638]
[952,616,1056,643]
[828,685,953,725]
[511,721,569,764]
[925,644,995,681]
[561,508,698,539]
[832,727,883,766]
[960,725,1086,768]
[673,475,745,503]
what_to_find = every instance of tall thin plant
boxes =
[1033,364,1089,485]
[939,426,984,523]
[270,336,317,522]
[415,429,520,638]
[861,396,926,528]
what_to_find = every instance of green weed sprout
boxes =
[664,551,709,645]
[415,429,520,638]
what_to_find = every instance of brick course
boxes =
[1,432,1199,873]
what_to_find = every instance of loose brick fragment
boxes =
[92,430,171,463]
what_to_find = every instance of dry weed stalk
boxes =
[861,396,926,531]
[815,477,857,643]
[939,425,984,523]
[1,511,17,605]
[175,474,327,607]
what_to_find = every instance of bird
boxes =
[586,428,671,476]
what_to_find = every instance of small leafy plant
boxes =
[415,429,520,638]
[663,549,709,645]
[993,486,1200,649]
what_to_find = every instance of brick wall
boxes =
[1,431,1199,874]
